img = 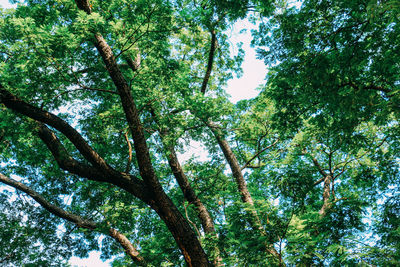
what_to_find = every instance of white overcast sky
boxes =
[0,0,265,266]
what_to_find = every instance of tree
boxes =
[0,0,399,266]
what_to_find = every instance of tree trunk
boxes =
[149,194,210,267]
[319,175,332,217]
[71,1,211,264]
[164,143,223,266]
[208,122,282,263]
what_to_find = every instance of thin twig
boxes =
[183,201,201,238]
[241,138,279,170]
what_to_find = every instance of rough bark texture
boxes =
[308,153,333,217]
[36,123,150,202]
[0,87,117,177]
[196,23,281,264]
[149,102,221,265]
[163,142,223,266]
[165,145,216,234]
[91,33,209,267]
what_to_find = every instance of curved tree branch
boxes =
[201,30,217,95]
[0,172,147,266]
[241,138,279,170]
[0,86,117,177]
[37,123,150,203]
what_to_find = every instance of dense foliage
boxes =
[0,0,398,266]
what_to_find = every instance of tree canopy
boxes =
[0,0,399,266]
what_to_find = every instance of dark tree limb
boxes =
[150,107,222,265]
[0,86,117,177]
[73,1,211,265]
[37,124,150,203]
[0,172,147,266]
[205,121,282,263]
[201,30,217,95]
[0,172,96,229]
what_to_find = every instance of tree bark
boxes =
[319,175,332,217]
[201,30,217,95]
[91,33,209,267]
[196,23,281,264]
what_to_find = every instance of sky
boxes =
[0,1,266,266]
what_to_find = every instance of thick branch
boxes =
[165,142,216,234]
[0,172,147,265]
[91,34,160,190]
[73,2,210,264]
[108,228,147,266]
[0,86,116,177]
[37,124,149,202]
[201,30,217,95]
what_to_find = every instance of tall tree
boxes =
[0,0,399,266]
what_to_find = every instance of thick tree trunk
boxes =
[149,194,210,267]
[72,1,210,264]
[319,175,332,217]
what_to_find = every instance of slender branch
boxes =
[0,172,147,266]
[116,6,156,58]
[124,130,133,173]
[302,149,328,177]
[0,172,96,229]
[183,201,201,238]
[241,138,279,170]
[340,81,393,95]
[50,87,118,102]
